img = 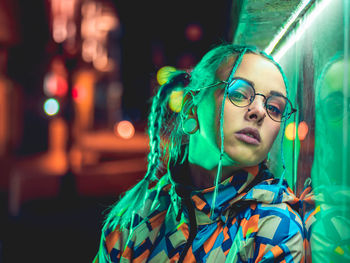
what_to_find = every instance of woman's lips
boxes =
[235,128,261,145]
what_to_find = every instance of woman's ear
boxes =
[182,91,199,134]
[183,91,198,118]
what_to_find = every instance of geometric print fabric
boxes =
[97,166,305,262]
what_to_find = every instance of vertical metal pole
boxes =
[342,0,349,217]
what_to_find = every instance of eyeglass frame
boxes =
[198,77,297,122]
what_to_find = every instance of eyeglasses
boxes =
[202,77,297,122]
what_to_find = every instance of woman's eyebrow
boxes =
[269,90,286,97]
[233,76,255,86]
[233,76,286,97]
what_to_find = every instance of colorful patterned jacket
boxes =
[96,163,304,262]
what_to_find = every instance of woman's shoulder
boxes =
[236,201,304,262]
[100,177,174,261]
[108,177,173,230]
[253,201,304,230]
[238,178,304,246]
[249,177,303,227]
[102,206,170,262]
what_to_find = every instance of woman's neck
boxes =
[188,163,242,189]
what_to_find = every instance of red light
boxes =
[185,23,202,42]
[72,86,79,99]
[44,73,68,97]
[56,75,68,97]
[72,85,87,102]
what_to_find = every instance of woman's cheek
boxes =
[267,123,281,147]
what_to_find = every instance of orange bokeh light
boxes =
[114,120,135,139]
[298,121,309,141]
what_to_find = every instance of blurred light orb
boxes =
[44,98,60,116]
[177,53,196,69]
[169,90,184,113]
[156,66,176,85]
[298,121,309,141]
[185,23,203,42]
[72,87,79,100]
[53,17,67,43]
[72,85,87,102]
[44,73,68,97]
[114,120,135,139]
[285,122,297,140]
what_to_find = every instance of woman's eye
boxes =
[230,91,247,101]
[267,104,282,116]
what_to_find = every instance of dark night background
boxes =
[0,0,234,262]
[7,0,234,155]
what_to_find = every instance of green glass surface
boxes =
[270,0,349,261]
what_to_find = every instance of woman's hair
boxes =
[99,43,290,261]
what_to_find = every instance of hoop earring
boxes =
[182,117,199,135]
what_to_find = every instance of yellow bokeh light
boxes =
[168,90,184,113]
[156,66,176,85]
[285,122,297,140]
[334,246,345,255]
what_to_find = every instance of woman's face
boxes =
[192,53,286,168]
[218,53,286,165]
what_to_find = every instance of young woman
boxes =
[95,44,304,262]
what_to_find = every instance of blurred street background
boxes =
[0,0,233,262]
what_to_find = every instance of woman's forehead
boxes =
[216,53,287,96]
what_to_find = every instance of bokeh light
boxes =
[177,53,196,69]
[44,73,68,97]
[72,84,87,102]
[298,121,309,141]
[285,122,297,140]
[114,120,135,139]
[285,121,309,141]
[44,98,60,116]
[185,23,203,42]
[168,90,184,113]
[156,66,176,85]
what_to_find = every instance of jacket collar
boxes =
[170,161,273,224]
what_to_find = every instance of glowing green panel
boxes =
[270,0,349,261]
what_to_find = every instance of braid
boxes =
[144,84,168,181]
[99,72,189,262]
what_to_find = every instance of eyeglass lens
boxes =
[227,78,291,122]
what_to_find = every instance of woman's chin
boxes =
[224,152,263,168]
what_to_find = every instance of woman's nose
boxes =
[245,97,267,122]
